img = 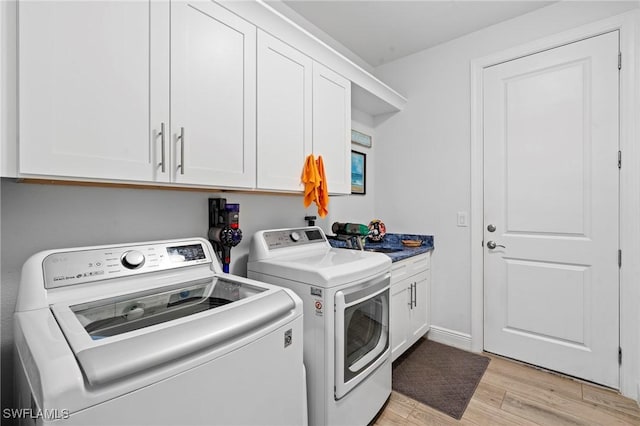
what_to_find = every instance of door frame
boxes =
[470,10,640,400]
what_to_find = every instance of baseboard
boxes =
[427,326,472,352]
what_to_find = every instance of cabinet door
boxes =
[171,0,256,187]
[408,270,430,342]
[390,280,410,362]
[312,63,351,194]
[19,1,167,181]
[256,30,312,191]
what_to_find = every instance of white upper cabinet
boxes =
[256,30,312,191]
[18,1,168,181]
[18,0,256,188]
[256,33,351,194]
[16,1,353,192]
[312,63,351,195]
[171,1,256,188]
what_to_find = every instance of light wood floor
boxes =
[375,354,640,425]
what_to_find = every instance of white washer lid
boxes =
[248,247,391,288]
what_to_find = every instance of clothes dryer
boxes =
[248,227,392,426]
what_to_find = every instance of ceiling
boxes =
[277,1,555,67]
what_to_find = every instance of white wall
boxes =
[373,1,639,340]
[328,110,378,225]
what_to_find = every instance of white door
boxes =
[256,30,312,191]
[19,1,167,182]
[171,0,256,188]
[312,63,351,195]
[483,31,619,388]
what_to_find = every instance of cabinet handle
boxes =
[412,283,417,308]
[407,283,417,309]
[409,283,418,309]
[177,127,185,175]
[158,122,166,173]
[411,283,416,309]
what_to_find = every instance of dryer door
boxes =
[334,272,390,399]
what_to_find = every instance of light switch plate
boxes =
[457,212,468,227]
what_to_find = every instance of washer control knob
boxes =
[290,231,301,242]
[121,250,145,269]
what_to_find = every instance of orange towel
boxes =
[316,155,329,218]
[300,154,330,217]
[301,154,320,208]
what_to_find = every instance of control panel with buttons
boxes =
[43,240,211,289]
[263,228,326,250]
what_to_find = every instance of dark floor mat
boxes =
[392,338,490,420]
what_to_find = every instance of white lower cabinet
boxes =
[390,253,431,361]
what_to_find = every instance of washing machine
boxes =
[14,238,306,426]
[248,227,392,426]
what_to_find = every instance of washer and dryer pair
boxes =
[14,227,390,426]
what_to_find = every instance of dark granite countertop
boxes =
[328,233,434,262]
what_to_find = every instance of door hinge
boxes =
[618,249,622,268]
[619,347,622,365]
[618,52,622,70]
[618,151,622,169]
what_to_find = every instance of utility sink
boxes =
[364,247,403,253]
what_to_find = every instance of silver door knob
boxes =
[487,241,506,249]
[487,224,496,232]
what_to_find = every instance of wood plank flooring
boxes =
[374,353,640,425]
